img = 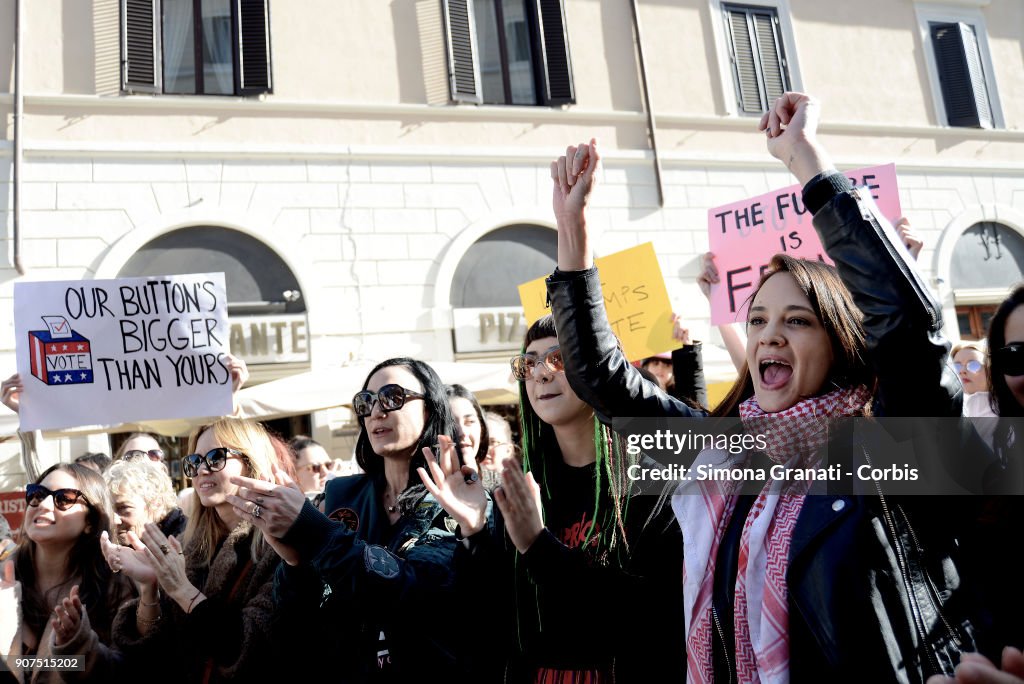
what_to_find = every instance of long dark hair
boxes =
[446,384,490,465]
[16,463,125,641]
[714,254,875,416]
[516,315,632,558]
[354,358,462,490]
[987,284,1024,417]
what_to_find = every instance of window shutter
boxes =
[236,0,272,95]
[443,0,482,103]
[121,0,159,93]
[931,22,993,128]
[725,9,762,114]
[534,0,575,105]
[752,11,787,106]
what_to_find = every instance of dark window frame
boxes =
[929,20,995,129]
[121,0,272,96]
[443,0,575,107]
[721,3,791,115]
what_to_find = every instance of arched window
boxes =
[119,226,304,314]
[951,222,1024,339]
[449,224,557,354]
[119,226,308,373]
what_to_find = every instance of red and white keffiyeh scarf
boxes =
[673,385,870,684]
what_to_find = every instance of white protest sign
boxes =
[14,273,233,432]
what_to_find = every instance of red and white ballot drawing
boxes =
[28,316,95,386]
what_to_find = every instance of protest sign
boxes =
[0,491,26,535]
[14,273,233,431]
[707,164,901,325]
[518,242,675,362]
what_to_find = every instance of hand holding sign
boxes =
[551,139,600,271]
[0,374,22,414]
[894,217,924,259]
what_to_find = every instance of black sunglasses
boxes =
[182,447,246,479]
[26,484,91,511]
[122,448,165,463]
[352,384,425,418]
[510,345,564,381]
[995,344,1024,377]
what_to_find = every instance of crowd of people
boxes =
[0,91,1022,683]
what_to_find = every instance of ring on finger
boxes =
[252,504,262,519]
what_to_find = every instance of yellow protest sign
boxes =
[517,242,675,362]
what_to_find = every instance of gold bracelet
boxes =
[139,591,161,608]
[136,610,161,625]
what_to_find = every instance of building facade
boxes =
[1,0,1023,485]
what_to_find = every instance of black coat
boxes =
[546,177,1012,682]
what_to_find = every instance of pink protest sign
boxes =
[707,164,901,325]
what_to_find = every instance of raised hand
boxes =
[101,530,158,588]
[228,465,306,566]
[138,524,200,611]
[494,460,544,553]
[696,252,719,300]
[671,314,691,346]
[226,354,250,394]
[758,92,832,186]
[894,217,924,260]
[551,139,601,271]
[51,585,84,646]
[417,434,487,536]
[1,374,23,414]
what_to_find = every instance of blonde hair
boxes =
[183,418,276,566]
[952,340,988,358]
[105,459,178,522]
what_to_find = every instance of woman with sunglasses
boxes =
[226,357,471,682]
[542,95,1011,680]
[104,417,284,683]
[2,463,132,682]
[420,317,686,682]
[952,341,995,418]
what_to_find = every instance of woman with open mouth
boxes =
[3,463,132,682]
[542,93,1001,681]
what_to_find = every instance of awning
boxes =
[0,360,518,440]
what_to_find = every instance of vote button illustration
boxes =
[28,316,94,386]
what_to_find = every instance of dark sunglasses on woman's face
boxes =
[122,448,165,463]
[953,360,983,374]
[182,447,246,478]
[510,345,564,381]
[26,484,91,511]
[995,344,1024,377]
[352,384,425,418]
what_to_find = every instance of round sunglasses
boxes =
[182,447,246,479]
[26,484,91,511]
[510,345,564,381]
[953,360,983,374]
[352,384,425,418]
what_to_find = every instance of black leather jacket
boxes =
[273,475,469,683]
[547,177,1002,682]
